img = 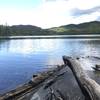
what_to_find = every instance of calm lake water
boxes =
[0,37,100,94]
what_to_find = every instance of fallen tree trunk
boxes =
[63,56,100,100]
[0,65,65,100]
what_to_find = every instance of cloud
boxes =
[71,12,100,24]
[96,16,100,21]
[69,0,100,10]
[71,6,100,16]
[0,0,71,28]
[0,0,100,28]
[30,0,73,28]
[32,0,100,28]
[44,0,57,1]
[44,0,69,2]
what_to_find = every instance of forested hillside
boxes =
[49,21,100,35]
[0,21,100,36]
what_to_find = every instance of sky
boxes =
[0,0,100,29]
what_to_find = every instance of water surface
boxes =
[0,37,100,94]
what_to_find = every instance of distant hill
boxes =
[10,25,43,35]
[49,21,100,35]
[0,21,100,36]
[0,25,52,36]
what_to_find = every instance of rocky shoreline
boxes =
[0,56,100,100]
[0,65,65,100]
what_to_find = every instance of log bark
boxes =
[63,56,100,100]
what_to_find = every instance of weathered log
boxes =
[63,56,100,100]
[0,65,65,100]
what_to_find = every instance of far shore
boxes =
[0,34,100,39]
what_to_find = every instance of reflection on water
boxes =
[0,38,100,94]
[8,39,61,54]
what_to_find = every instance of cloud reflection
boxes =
[8,39,60,55]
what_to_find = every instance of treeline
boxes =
[0,25,56,36]
[49,21,100,35]
[0,21,100,36]
[0,25,10,36]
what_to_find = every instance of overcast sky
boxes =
[0,0,100,28]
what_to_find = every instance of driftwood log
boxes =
[0,65,65,100]
[63,56,100,100]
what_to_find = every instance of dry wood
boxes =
[0,65,64,100]
[63,56,100,100]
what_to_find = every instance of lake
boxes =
[0,36,100,94]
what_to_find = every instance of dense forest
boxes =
[0,21,100,36]
[49,21,100,35]
[0,25,52,36]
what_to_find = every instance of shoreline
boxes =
[0,56,100,99]
[0,35,100,39]
[0,65,65,100]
